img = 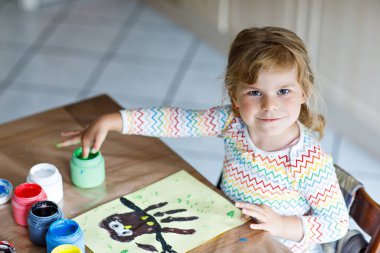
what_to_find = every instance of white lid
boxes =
[27,163,61,186]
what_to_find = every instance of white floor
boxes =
[0,0,379,208]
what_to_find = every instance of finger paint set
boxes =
[1,147,106,253]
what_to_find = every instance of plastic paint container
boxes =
[11,183,47,226]
[0,179,13,205]
[27,163,63,204]
[27,200,64,246]
[46,219,85,253]
[0,241,16,253]
[51,244,82,253]
[70,147,105,188]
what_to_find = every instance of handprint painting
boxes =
[100,197,198,252]
[74,170,245,253]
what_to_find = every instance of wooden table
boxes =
[0,94,291,253]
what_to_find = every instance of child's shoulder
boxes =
[290,124,335,182]
[297,123,333,161]
[212,104,241,122]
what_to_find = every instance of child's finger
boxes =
[242,208,266,222]
[91,137,103,154]
[235,202,262,211]
[60,130,82,137]
[250,223,268,231]
[235,202,256,209]
[240,214,251,222]
[82,146,91,159]
[56,138,81,148]
[239,204,268,222]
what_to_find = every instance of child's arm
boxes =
[119,107,229,138]
[293,151,349,244]
[235,202,304,241]
[57,112,122,158]
[58,106,231,158]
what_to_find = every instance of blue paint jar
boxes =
[46,219,85,253]
[27,200,64,246]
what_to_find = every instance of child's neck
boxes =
[249,123,300,152]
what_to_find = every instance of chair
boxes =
[334,164,380,253]
[216,165,380,252]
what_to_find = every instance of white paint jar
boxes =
[27,163,63,204]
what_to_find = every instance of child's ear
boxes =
[229,91,239,108]
[301,90,307,104]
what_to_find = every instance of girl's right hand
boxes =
[56,112,123,158]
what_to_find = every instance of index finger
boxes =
[235,202,261,210]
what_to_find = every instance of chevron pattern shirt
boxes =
[120,105,349,253]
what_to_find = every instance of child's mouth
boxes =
[259,118,281,122]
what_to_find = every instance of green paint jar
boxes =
[70,147,105,188]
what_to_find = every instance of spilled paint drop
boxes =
[239,237,248,242]
[226,210,235,218]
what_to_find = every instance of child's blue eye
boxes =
[278,89,290,95]
[248,90,262,96]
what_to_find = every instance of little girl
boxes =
[58,27,349,253]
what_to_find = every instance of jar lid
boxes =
[52,244,81,253]
[13,182,47,205]
[0,179,13,205]
[27,163,60,186]
[0,241,16,253]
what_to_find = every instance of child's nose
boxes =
[262,96,278,111]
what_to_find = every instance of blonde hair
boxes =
[225,27,325,138]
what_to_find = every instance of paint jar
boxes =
[0,241,16,253]
[27,200,64,246]
[27,163,63,204]
[0,179,13,205]
[46,219,85,253]
[70,147,105,188]
[11,183,47,226]
[51,244,82,253]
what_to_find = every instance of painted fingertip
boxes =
[82,149,89,159]
[55,143,61,148]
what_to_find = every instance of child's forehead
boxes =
[259,64,298,75]
[240,67,300,87]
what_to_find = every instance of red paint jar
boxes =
[11,183,47,226]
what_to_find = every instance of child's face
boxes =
[232,66,305,139]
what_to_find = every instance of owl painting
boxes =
[99,197,199,252]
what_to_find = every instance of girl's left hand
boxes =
[235,202,284,237]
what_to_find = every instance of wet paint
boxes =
[70,147,105,188]
[226,210,235,218]
[27,163,63,204]
[28,201,64,246]
[51,244,81,253]
[11,183,47,226]
[239,237,248,242]
[46,219,85,253]
[0,179,13,205]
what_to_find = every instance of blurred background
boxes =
[0,0,379,219]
